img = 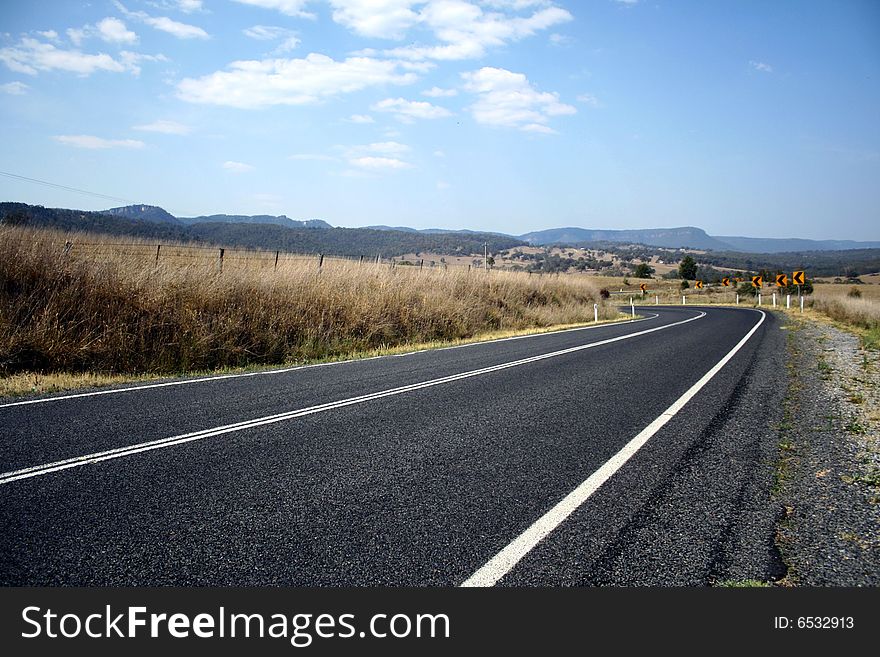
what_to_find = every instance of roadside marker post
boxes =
[631,302,635,318]
[800,296,804,313]
[682,295,686,305]
[772,292,777,308]
[655,295,659,305]
[593,303,598,323]
[736,294,740,305]
[758,293,762,306]
[787,294,791,309]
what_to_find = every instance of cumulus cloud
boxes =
[0,37,128,76]
[383,1,572,61]
[328,0,421,39]
[177,54,418,109]
[132,119,191,134]
[223,160,255,172]
[53,134,145,149]
[461,66,575,133]
[422,86,457,97]
[231,0,314,18]
[344,141,414,171]
[67,17,139,46]
[372,97,452,122]
[349,156,413,170]
[243,25,300,53]
[0,81,29,94]
[348,113,375,123]
[115,1,209,39]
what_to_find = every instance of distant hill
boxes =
[181,214,331,229]
[713,235,880,253]
[521,226,728,250]
[0,203,524,257]
[520,226,880,253]
[103,205,181,225]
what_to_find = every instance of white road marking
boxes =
[0,311,700,485]
[460,309,766,587]
[0,313,659,409]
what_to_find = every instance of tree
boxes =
[679,255,697,280]
[680,279,690,290]
[633,262,655,278]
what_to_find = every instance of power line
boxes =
[0,170,138,205]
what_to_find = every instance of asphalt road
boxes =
[0,306,787,586]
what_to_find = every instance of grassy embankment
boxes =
[0,226,619,396]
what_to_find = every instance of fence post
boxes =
[359,255,364,266]
[274,250,279,271]
[218,248,224,272]
[420,259,424,271]
[155,244,161,268]
[62,240,72,258]
[376,254,380,265]
[318,253,324,270]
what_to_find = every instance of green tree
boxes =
[632,262,655,278]
[679,255,697,280]
[680,279,690,290]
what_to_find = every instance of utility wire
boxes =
[0,170,138,205]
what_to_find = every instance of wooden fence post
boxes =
[218,248,224,272]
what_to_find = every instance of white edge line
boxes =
[0,313,660,409]
[0,311,701,486]
[460,309,767,587]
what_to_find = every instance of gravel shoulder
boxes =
[775,313,880,585]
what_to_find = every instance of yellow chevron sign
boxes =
[722,277,730,287]
[775,274,788,287]
[752,276,763,288]
[695,280,704,289]
[792,271,805,285]
[639,283,647,292]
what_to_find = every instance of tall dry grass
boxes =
[0,226,615,375]
[811,285,880,331]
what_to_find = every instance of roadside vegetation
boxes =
[0,226,616,385]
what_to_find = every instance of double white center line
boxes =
[0,311,704,486]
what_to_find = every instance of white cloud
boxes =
[115,2,209,39]
[349,156,412,170]
[461,66,575,132]
[223,160,255,172]
[422,85,457,97]
[132,119,191,134]
[37,30,59,41]
[372,97,452,122]
[0,37,127,76]
[243,25,300,53]
[436,180,450,189]
[384,1,572,61]
[576,93,600,107]
[0,81,29,94]
[177,54,419,108]
[231,0,315,18]
[175,0,204,12]
[96,17,138,44]
[344,141,414,171]
[362,141,410,154]
[54,134,145,149]
[348,113,375,123]
[328,0,421,39]
[749,60,773,73]
[433,149,445,157]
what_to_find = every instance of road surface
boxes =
[0,306,787,586]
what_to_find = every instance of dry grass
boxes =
[810,285,880,349]
[0,226,616,377]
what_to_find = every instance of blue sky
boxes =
[1,1,878,239]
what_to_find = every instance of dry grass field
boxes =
[0,226,618,379]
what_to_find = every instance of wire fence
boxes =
[51,238,511,275]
